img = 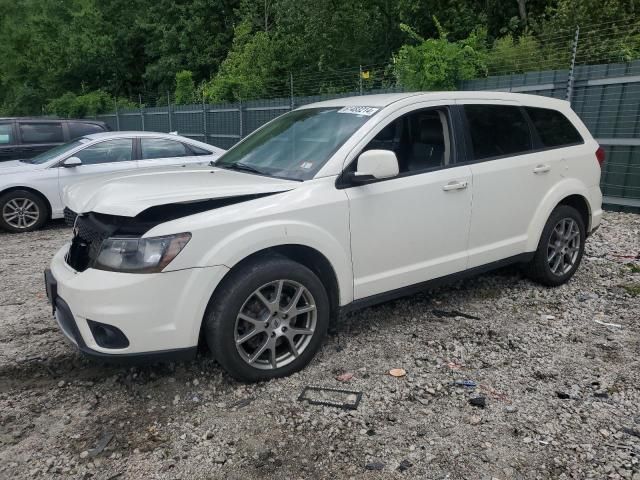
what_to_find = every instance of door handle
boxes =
[533,164,551,174]
[442,180,468,191]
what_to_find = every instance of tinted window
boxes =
[0,123,14,145]
[74,139,133,165]
[141,138,189,160]
[19,122,64,144]
[68,122,106,139]
[525,107,583,147]
[464,105,532,160]
[362,109,450,173]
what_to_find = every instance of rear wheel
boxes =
[204,256,330,382]
[525,205,586,286]
[0,190,48,233]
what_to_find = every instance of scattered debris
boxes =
[298,386,362,410]
[556,391,571,400]
[230,397,254,409]
[389,368,407,377]
[447,361,464,370]
[593,319,622,328]
[594,392,609,399]
[336,372,354,382]
[469,397,486,409]
[432,309,480,320]
[453,379,477,388]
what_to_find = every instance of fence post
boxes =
[115,97,120,131]
[290,72,294,110]
[139,94,145,131]
[202,96,207,142]
[167,91,173,132]
[359,65,363,95]
[566,25,580,104]
[238,99,244,138]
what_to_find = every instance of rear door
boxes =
[138,137,212,169]
[0,120,18,162]
[17,121,66,159]
[460,102,564,267]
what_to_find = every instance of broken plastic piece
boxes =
[298,386,362,410]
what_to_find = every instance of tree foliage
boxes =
[174,70,197,104]
[1,0,639,114]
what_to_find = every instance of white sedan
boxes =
[0,132,224,232]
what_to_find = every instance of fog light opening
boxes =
[87,320,130,349]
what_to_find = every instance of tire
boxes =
[0,189,48,233]
[525,205,586,287]
[204,255,330,382]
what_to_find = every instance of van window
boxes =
[464,105,532,160]
[525,107,583,147]
[362,109,450,173]
[68,122,105,139]
[19,122,64,144]
[0,123,13,145]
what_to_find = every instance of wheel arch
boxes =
[0,186,52,220]
[526,181,592,252]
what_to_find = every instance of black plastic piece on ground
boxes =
[469,396,486,408]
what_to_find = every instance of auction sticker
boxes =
[337,106,379,116]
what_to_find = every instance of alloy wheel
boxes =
[2,198,40,230]
[234,279,317,370]
[547,217,581,276]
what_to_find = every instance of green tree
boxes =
[174,70,197,104]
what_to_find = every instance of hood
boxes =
[0,160,41,174]
[64,165,300,217]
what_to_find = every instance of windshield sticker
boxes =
[300,162,314,169]
[337,106,379,116]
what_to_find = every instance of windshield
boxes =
[24,138,89,164]
[214,107,378,180]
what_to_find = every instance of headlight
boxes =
[93,233,191,273]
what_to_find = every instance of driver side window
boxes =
[74,139,133,165]
[360,108,451,174]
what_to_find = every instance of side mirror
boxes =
[62,157,82,168]
[350,150,399,184]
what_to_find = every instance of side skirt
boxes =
[339,252,535,315]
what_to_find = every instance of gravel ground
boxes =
[0,212,639,480]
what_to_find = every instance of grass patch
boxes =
[627,263,640,274]
[622,283,640,296]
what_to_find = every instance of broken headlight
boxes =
[93,233,191,273]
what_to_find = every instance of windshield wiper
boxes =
[218,162,266,175]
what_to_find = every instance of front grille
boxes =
[63,207,77,227]
[65,216,111,272]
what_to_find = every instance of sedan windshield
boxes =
[24,138,90,164]
[214,107,377,181]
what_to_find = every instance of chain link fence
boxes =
[90,20,640,207]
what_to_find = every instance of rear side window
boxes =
[525,107,583,147]
[141,138,189,160]
[68,122,106,139]
[19,122,64,144]
[464,105,532,160]
[0,122,14,145]
[187,144,213,156]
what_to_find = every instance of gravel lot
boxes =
[0,212,639,480]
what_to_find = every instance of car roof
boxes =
[81,131,223,151]
[0,117,106,124]
[300,91,570,110]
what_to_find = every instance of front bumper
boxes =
[47,244,229,359]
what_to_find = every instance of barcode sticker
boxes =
[337,106,379,116]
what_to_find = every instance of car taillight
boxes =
[595,146,605,167]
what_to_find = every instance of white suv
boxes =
[45,92,603,381]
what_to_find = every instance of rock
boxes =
[365,461,385,471]
[505,406,518,413]
[470,415,482,425]
[79,451,89,459]
[556,391,571,399]
[398,459,412,472]
[469,397,486,408]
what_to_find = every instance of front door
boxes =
[345,107,473,300]
[57,138,137,215]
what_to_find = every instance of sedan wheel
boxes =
[2,197,40,230]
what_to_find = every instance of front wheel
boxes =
[525,205,586,286]
[204,256,330,382]
[0,190,48,233]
